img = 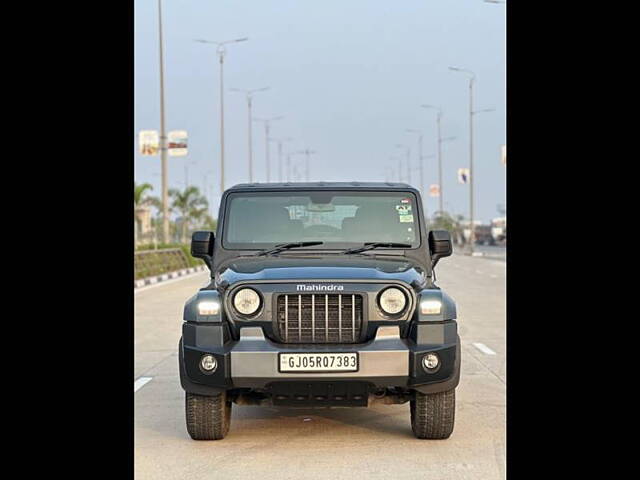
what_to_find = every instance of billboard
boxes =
[429,184,440,197]
[168,130,188,156]
[139,130,159,156]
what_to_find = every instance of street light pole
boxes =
[254,116,284,182]
[230,87,269,182]
[270,137,293,182]
[157,0,169,243]
[449,67,494,254]
[395,144,411,185]
[293,149,316,181]
[449,67,476,252]
[286,152,292,182]
[421,105,445,215]
[406,129,424,199]
[195,37,248,194]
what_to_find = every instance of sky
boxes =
[134,0,505,223]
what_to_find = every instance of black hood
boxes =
[215,254,428,290]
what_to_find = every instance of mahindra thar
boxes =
[179,182,459,440]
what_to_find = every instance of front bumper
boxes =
[179,324,460,396]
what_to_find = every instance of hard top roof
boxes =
[227,181,418,192]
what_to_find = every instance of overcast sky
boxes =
[134,0,505,223]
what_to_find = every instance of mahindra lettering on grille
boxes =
[276,293,363,344]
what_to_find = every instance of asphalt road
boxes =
[135,253,506,480]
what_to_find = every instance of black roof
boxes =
[228,181,417,191]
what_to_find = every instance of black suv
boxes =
[179,182,460,440]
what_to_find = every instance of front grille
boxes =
[276,294,363,343]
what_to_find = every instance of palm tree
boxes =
[169,186,209,243]
[134,182,154,207]
[134,182,159,240]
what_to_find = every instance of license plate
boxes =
[279,353,359,372]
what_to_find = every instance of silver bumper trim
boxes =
[231,326,409,383]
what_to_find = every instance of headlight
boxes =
[198,301,220,315]
[379,288,407,315]
[233,288,261,315]
[420,299,442,315]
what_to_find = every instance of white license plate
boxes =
[279,353,359,372]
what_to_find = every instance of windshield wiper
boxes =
[343,242,412,255]
[255,241,324,256]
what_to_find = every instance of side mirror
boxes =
[191,231,214,271]
[428,230,452,268]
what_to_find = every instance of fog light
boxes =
[422,353,439,371]
[420,299,442,315]
[200,354,217,373]
[198,301,220,315]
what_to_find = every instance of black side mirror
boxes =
[428,230,452,268]
[191,231,214,271]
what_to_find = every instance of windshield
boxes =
[222,190,421,250]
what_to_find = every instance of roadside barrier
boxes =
[134,264,207,289]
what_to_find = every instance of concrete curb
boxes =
[134,265,207,289]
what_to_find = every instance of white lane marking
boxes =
[475,269,484,274]
[134,377,153,392]
[472,343,496,355]
[134,271,209,294]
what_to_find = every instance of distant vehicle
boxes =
[474,225,495,245]
[491,217,506,244]
[179,182,460,440]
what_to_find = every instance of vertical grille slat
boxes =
[325,295,329,340]
[338,295,342,342]
[277,293,363,344]
[284,295,288,342]
[298,295,302,339]
[352,294,355,342]
[311,294,315,342]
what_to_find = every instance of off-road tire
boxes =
[185,391,232,440]
[410,389,455,439]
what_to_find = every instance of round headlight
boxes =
[233,288,261,315]
[379,288,407,315]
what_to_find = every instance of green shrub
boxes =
[134,243,204,280]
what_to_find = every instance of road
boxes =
[135,253,506,480]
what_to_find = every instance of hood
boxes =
[215,254,428,290]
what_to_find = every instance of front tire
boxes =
[410,389,455,439]
[185,391,232,440]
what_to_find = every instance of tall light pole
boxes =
[389,156,401,182]
[421,105,456,216]
[270,137,294,182]
[449,66,494,253]
[395,144,411,186]
[195,37,248,194]
[157,0,169,243]
[285,151,293,182]
[230,87,269,183]
[254,116,284,182]
[405,129,424,198]
[293,149,316,181]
